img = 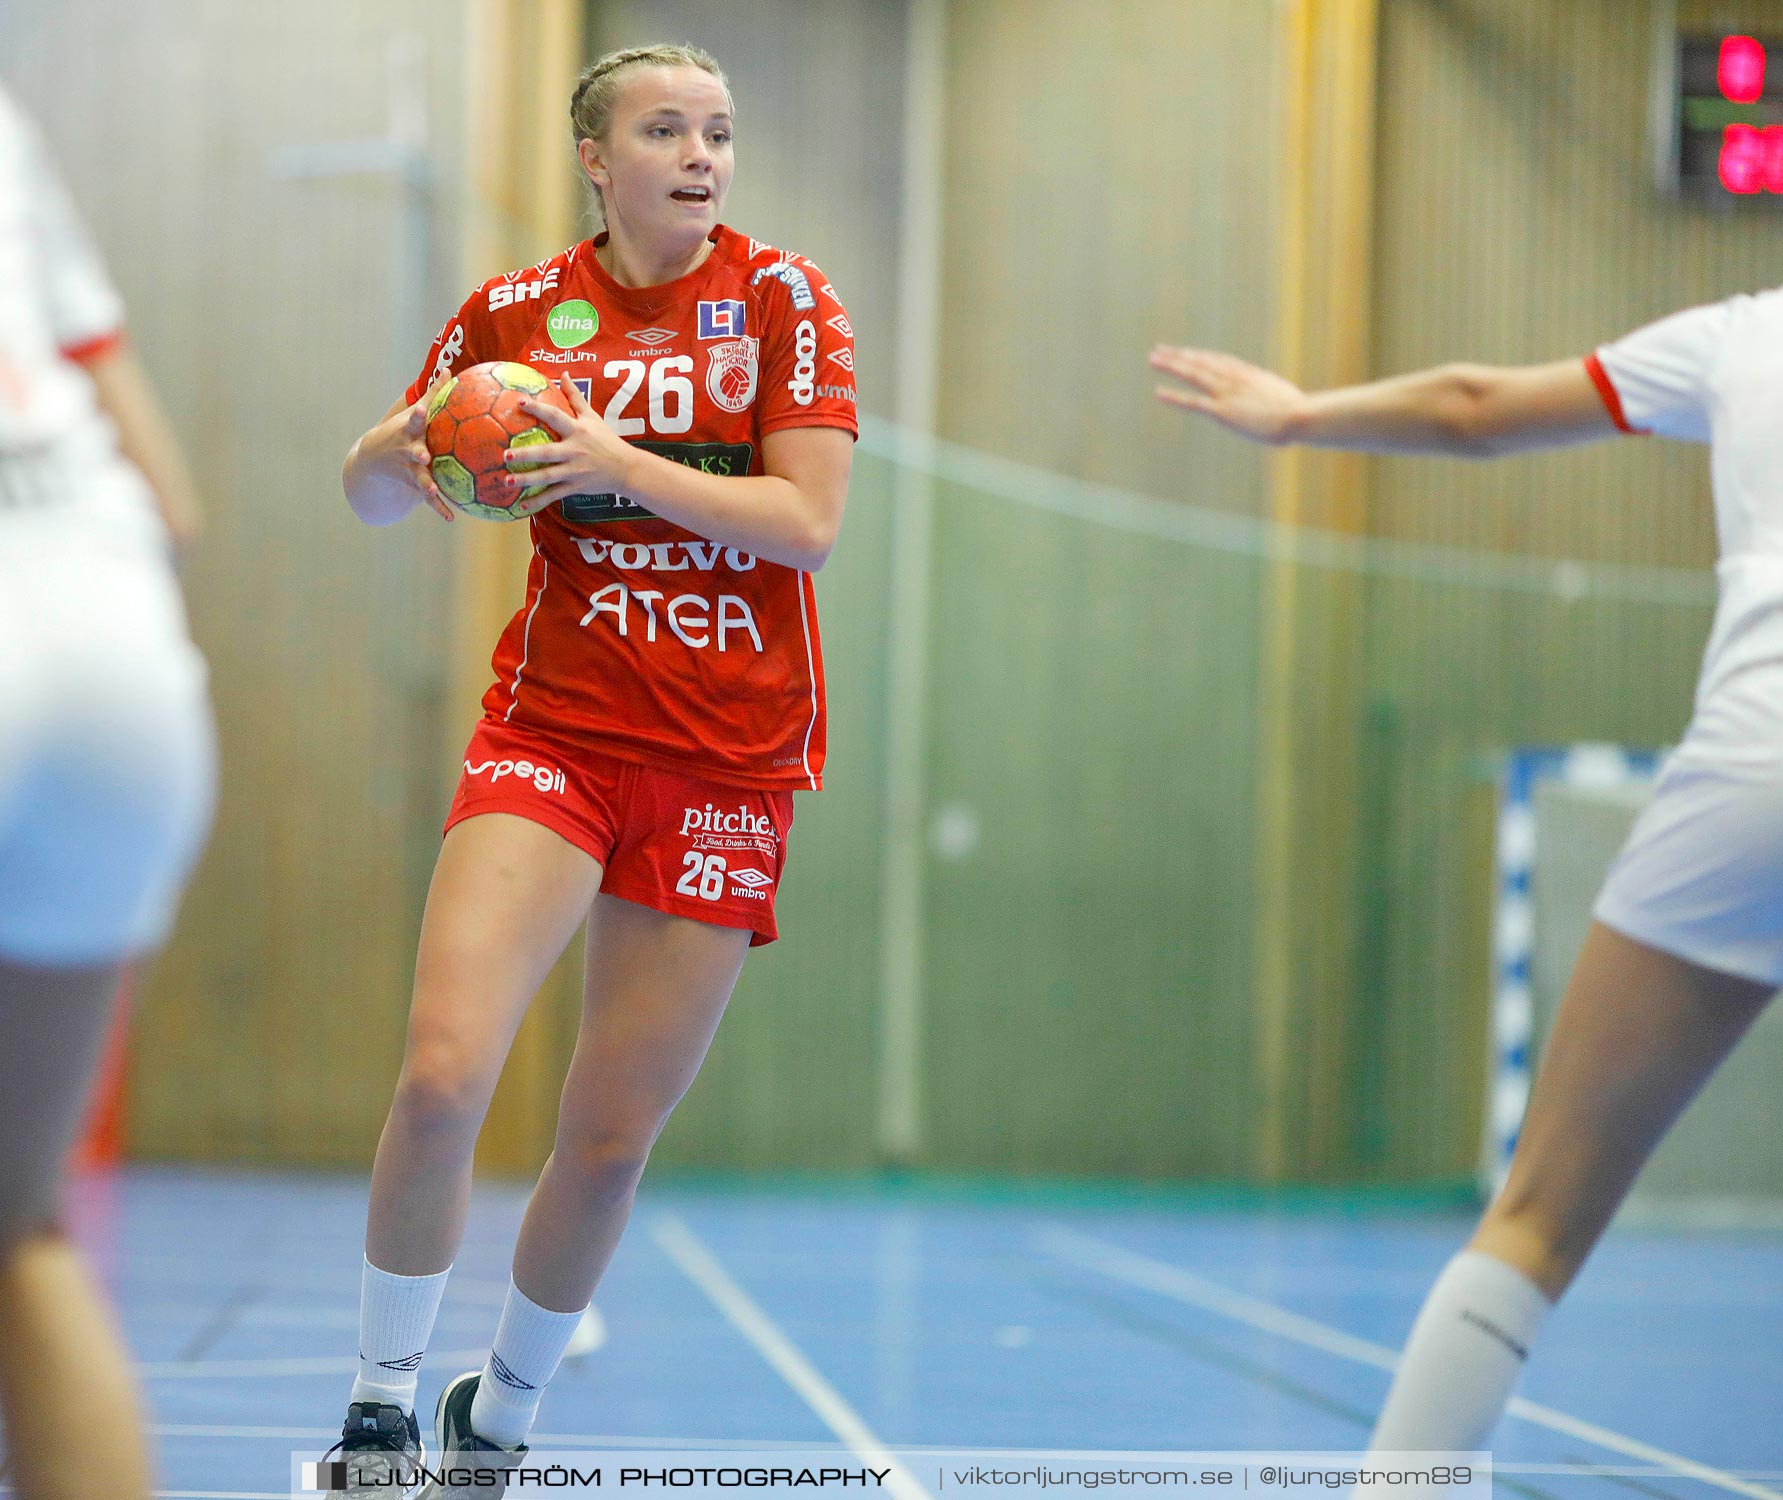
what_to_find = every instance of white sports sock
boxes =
[348,1257,452,1415]
[469,1280,586,1448]
[1368,1249,1553,1451]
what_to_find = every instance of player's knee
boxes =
[391,1046,495,1147]
[554,1127,655,1207]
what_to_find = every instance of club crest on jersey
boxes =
[698,300,747,339]
[750,261,817,311]
[706,337,759,414]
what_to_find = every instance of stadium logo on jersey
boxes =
[488,267,561,311]
[751,261,817,312]
[706,337,759,414]
[827,348,855,372]
[627,327,677,346]
[788,320,817,406]
[826,312,853,339]
[463,757,567,795]
[428,323,465,385]
[546,299,599,349]
[698,299,747,340]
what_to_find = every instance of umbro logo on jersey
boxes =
[826,312,853,339]
[828,349,855,372]
[628,327,677,345]
[698,300,747,339]
[729,868,773,889]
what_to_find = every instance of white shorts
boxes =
[0,523,216,965]
[1594,751,1783,988]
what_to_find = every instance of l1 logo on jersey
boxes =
[698,299,746,339]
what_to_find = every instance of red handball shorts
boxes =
[444,717,795,945]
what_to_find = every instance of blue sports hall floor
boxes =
[13,1167,1783,1499]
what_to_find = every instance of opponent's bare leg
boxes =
[467,896,750,1442]
[0,958,151,1500]
[1370,922,1774,1450]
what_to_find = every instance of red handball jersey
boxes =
[404,226,858,791]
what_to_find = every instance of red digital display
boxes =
[1671,31,1783,201]
[1720,34,1766,103]
[1716,36,1783,194]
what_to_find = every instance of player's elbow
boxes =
[790,499,843,572]
[1443,364,1518,459]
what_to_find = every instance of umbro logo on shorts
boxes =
[729,868,773,889]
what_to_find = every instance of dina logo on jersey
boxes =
[698,300,746,340]
[547,299,599,349]
[706,338,759,414]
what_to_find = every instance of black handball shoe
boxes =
[321,1400,426,1498]
[414,1370,529,1499]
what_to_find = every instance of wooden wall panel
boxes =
[937,0,1278,516]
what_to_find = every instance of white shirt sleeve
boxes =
[1590,299,1737,445]
[10,95,126,355]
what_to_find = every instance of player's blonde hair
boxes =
[570,43,733,227]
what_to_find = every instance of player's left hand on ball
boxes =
[506,376,634,514]
[1149,344,1306,447]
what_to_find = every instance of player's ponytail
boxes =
[570,43,732,227]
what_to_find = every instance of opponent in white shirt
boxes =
[1150,302,1781,1457]
[0,85,214,1500]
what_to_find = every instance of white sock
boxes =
[1368,1249,1553,1451]
[348,1257,451,1415]
[469,1280,586,1448]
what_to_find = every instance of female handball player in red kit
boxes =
[327,43,856,1497]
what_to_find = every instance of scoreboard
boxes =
[1665,30,1783,199]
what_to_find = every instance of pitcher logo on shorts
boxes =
[465,757,567,794]
[705,337,759,414]
[681,802,778,855]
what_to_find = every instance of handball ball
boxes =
[424,361,572,520]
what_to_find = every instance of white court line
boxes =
[1039,1228,1783,1500]
[137,1347,488,1379]
[652,1215,933,1500]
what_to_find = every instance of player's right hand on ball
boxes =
[403,383,454,522]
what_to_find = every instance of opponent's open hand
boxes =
[1150,345,1306,447]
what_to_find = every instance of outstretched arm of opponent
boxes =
[510,377,852,572]
[84,341,204,552]
[1148,347,1618,459]
[342,390,455,527]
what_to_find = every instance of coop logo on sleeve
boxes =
[706,337,759,413]
[546,299,599,349]
[787,320,817,406]
[698,299,747,339]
